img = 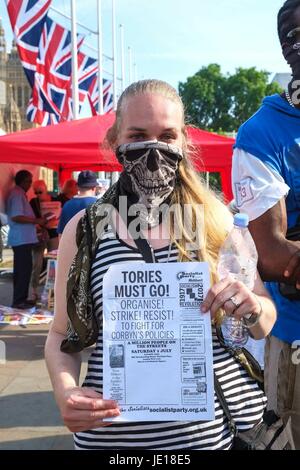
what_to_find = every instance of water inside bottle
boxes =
[217,254,257,290]
[217,255,254,347]
[221,316,249,347]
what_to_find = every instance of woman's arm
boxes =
[201,273,276,340]
[45,210,120,432]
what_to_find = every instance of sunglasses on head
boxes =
[34,191,43,195]
[286,26,300,43]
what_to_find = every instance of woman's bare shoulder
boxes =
[59,209,86,254]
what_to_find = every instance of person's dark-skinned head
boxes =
[278,0,300,78]
[15,170,33,193]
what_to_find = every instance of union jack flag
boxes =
[59,52,113,121]
[26,16,84,125]
[6,0,52,87]
[88,74,113,115]
[6,0,113,125]
[63,52,99,121]
[77,52,113,116]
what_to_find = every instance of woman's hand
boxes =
[58,386,120,433]
[200,276,262,321]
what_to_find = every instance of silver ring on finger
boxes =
[228,295,241,310]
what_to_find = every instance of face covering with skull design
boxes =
[116,140,183,227]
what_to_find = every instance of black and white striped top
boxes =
[74,226,266,450]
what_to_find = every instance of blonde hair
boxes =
[106,79,186,148]
[106,80,231,321]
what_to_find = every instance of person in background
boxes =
[30,180,60,251]
[29,180,59,302]
[56,179,78,208]
[0,212,8,264]
[45,79,276,450]
[231,0,300,448]
[6,170,46,309]
[57,171,98,235]
[95,182,108,199]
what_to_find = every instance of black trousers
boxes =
[12,244,33,305]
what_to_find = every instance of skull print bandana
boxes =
[116,140,183,227]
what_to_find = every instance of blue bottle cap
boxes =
[233,213,249,228]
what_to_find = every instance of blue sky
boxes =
[0,0,291,113]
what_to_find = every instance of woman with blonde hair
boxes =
[45,79,276,450]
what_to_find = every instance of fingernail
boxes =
[201,304,207,313]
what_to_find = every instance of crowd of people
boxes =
[4,169,100,309]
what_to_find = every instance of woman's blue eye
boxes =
[129,134,145,140]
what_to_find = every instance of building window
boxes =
[24,87,30,106]
[17,86,22,107]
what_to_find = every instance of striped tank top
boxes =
[74,226,266,450]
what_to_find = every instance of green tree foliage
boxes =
[179,64,282,132]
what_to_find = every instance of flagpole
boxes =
[97,0,104,114]
[112,0,117,109]
[128,46,132,85]
[71,0,79,119]
[134,62,137,82]
[120,24,125,92]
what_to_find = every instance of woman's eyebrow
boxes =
[127,126,147,131]
[126,127,178,132]
[162,127,177,132]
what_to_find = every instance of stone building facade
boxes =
[0,18,34,133]
[0,19,54,191]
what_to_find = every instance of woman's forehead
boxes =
[121,93,183,126]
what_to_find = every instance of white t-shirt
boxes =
[231,148,290,221]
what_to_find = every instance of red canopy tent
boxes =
[0,113,235,201]
[187,127,235,201]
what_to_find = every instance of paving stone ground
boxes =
[0,249,89,450]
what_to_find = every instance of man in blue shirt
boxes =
[6,170,46,309]
[232,0,300,448]
[57,171,98,235]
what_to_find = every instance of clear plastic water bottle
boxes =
[217,213,258,349]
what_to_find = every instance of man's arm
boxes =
[249,198,300,284]
[11,215,46,225]
[8,192,46,225]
